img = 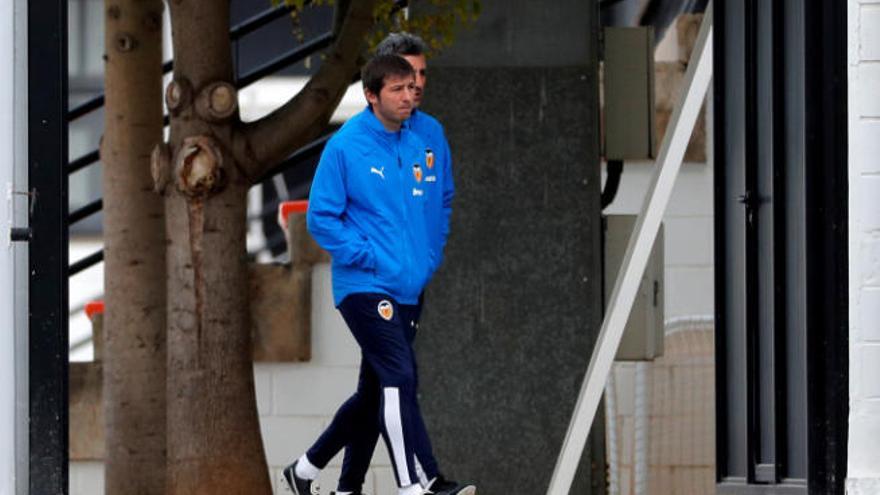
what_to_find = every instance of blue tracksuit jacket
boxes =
[307,108,435,306]
[406,109,454,270]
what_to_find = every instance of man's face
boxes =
[365,73,416,129]
[402,54,427,108]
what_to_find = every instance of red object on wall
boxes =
[85,300,105,320]
[278,200,309,229]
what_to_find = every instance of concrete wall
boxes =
[411,1,605,493]
[847,0,880,493]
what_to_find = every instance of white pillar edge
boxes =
[4,0,29,493]
[546,3,714,493]
[0,0,16,486]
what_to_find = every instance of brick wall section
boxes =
[610,324,715,495]
[849,0,880,492]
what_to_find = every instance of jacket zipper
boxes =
[396,136,414,296]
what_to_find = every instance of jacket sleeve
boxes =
[438,129,455,256]
[306,145,376,270]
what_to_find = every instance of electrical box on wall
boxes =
[603,27,656,160]
[603,215,664,361]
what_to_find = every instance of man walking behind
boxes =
[282,53,472,495]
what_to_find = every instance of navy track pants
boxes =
[305,293,438,491]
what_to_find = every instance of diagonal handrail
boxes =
[236,32,334,88]
[67,3,296,122]
[69,249,104,276]
[68,124,337,274]
[67,31,335,176]
[67,33,339,256]
[69,198,102,225]
[67,3,344,275]
[545,3,714,493]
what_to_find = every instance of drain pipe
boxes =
[601,159,624,210]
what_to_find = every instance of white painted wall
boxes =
[848,0,880,493]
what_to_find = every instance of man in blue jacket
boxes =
[320,33,471,495]
[282,55,471,495]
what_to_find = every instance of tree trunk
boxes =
[165,181,269,494]
[163,1,271,493]
[101,1,167,494]
[157,0,378,491]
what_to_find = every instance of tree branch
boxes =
[332,0,353,37]
[239,0,377,180]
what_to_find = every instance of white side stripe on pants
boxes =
[415,455,428,486]
[384,387,411,486]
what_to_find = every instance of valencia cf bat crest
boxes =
[425,148,435,169]
[378,300,394,321]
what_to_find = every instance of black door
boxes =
[714,0,848,494]
[29,0,69,493]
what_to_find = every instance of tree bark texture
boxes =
[162,0,378,492]
[101,1,167,494]
[164,1,270,493]
[241,0,378,174]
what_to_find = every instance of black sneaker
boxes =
[426,474,476,495]
[282,460,316,495]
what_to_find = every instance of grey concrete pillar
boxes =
[413,1,606,493]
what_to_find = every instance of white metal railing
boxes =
[546,3,715,493]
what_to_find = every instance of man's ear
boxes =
[364,88,379,106]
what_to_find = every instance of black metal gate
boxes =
[713,0,848,493]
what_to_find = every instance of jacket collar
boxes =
[361,105,404,144]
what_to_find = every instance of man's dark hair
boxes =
[361,54,414,96]
[375,32,428,57]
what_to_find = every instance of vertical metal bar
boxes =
[713,0,729,483]
[802,0,849,492]
[28,0,69,493]
[781,0,809,480]
[742,0,760,482]
[546,4,714,493]
[13,1,31,490]
[770,0,789,482]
